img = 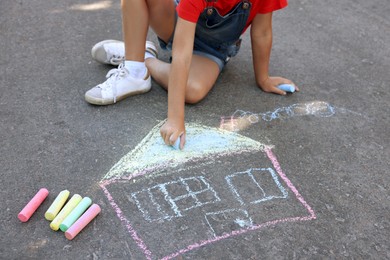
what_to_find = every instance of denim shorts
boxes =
[158,37,226,72]
[158,0,251,72]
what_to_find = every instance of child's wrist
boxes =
[167,112,184,123]
[258,76,270,87]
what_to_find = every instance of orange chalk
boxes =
[18,188,49,222]
[65,204,101,240]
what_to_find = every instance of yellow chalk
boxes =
[45,190,70,221]
[50,194,82,231]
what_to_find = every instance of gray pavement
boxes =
[1,0,389,259]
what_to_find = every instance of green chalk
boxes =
[59,197,92,232]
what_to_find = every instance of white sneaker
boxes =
[91,40,125,65]
[91,40,158,65]
[85,63,151,105]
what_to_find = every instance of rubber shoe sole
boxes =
[85,87,151,105]
[85,71,152,106]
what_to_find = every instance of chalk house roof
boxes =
[101,122,266,181]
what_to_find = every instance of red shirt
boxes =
[177,0,288,33]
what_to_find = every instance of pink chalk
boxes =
[65,204,101,240]
[18,188,49,222]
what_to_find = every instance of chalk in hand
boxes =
[18,188,49,222]
[277,84,295,93]
[60,197,92,232]
[172,138,180,150]
[50,194,82,231]
[65,204,101,240]
[45,190,70,221]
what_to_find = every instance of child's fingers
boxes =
[164,133,171,146]
[287,81,299,92]
[179,133,186,150]
[160,127,173,146]
[272,86,287,96]
[169,133,177,146]
[169,132,184,150]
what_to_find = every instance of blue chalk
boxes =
[172,138,180,150]
[277,84,295,93]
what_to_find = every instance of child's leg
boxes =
[146,0,176,44]
[121,0,172,80]
[122,0,176,61]
[144,0,220,104]
[121,0,148,62]
[146,54,220,104]
[87,0,219,105]
[85,0,177,105]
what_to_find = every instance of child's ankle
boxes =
[124,60,147,79]
[144,51,156,60]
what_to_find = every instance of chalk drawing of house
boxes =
[130,176,222,222]
[100,122,315,260]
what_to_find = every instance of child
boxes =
[85,0,298,149]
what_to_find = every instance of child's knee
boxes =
[185,94,204,104]
[185,82,208,104]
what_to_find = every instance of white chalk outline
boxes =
[225,168,288,206]
[205,209,253,237]
[131,176,221,222]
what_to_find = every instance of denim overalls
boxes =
[159,0,252,71]
[194,0,252,66]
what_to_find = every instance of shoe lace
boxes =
[106,43,124,65]
[97,63,129,103]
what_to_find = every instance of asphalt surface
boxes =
[1,0,389,259]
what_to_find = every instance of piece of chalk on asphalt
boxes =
[277,84,295,93]
[45,190,70,221]
[65,204,101,240]
[172,138,180,150]
[59,197,92,232]
[50,194,82,231]
[18,188,49,222]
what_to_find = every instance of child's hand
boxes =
[160,119,186,150]
[259,76,299,95]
